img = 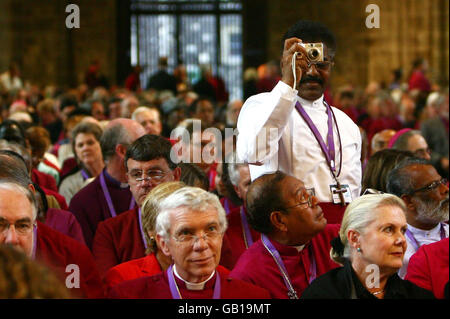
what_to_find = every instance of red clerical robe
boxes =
[104,253,161,291]
[32,168,57,192]
[405,237,449,299]
[69,169,134,249]
[108,265,270,299]
[229,224,340,299]
[35,221,104,298]
[317,202,346,225]
[45,208,86,245]
[224,205,260,268]
[92,207,145,277]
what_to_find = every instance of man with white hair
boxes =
[0,179,104,298]
[224,154,259,267]
[387,157,449,278]
[131,106,162,135]
[108,186,269,299]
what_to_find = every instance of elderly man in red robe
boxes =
[229,171,340,299]
[108,186,270,299]
[69,118,146,248]
[0,179,104,298]
[92,134,181,276]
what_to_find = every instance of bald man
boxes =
[371,129,396,156]
[131,106,162,135]
[69,119,146,248]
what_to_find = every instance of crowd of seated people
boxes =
[0,40,448,301]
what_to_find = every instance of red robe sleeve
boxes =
[36,222,105,298]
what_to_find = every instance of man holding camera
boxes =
[237,20,362,223]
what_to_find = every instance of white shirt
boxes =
[398,222,449,278]
[237,81,362,202]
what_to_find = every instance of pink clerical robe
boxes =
[69,169,134,249]
[45,208,86,245]
[35,221,104,298]
[224,205,260,268]
[108,265,270,299]
[229,224,340,299]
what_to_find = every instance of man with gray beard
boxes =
[387,158,449,278]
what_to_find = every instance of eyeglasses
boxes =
[284,188,315,210]
[412,148,431,158]
[128,169,168,183]
[0,219,36,236]
[409,178,448,195]
[172,228,222,245]
[306,61,334,71]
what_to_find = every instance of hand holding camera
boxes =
[281,37,324,89]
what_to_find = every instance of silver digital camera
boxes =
[300,43,324,62]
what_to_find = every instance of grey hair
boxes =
[100,123,133,162]
[155,186,228,241]
[386,157,431,197]
[392,130,422,151]
[330,194,407,265]
[0,182,38,221]
[227,152,247,187]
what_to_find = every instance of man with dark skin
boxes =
[387,158,449,278]
[237,20,361,224]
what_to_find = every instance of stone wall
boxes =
[265,0,449,92]
[0,0,117,89]
[0,0,447,92]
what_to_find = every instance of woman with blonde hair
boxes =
[301,194,434,299]
[103,181,185,291]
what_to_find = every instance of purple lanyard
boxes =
[261,234,316,299]
[31,223,37,260]
[405,224,447,252]
[240,206,254,249]
[80,169,90,180]
[167,264,221,299]
[295,101,342,178]
[99,171,135,218]
[137,208,147,250]
[224,199,230,215]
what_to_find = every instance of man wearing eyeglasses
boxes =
[108,186,270,299]
[0,180,104,298]
[237,20,362,225]
[92,134,180,276]
[229,171,340,299]
[387,157,449,278]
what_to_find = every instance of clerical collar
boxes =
[407,222,444,237]
[103,168,129,189]
[294,244,306,252]
[173,265,216,291]
[297,95,326,111]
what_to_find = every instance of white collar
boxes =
[173,265,216,291]
[407,222,443,237]
[294,244,306,252]
[297,95,326,111]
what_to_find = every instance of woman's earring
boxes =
[357,247,362,253]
